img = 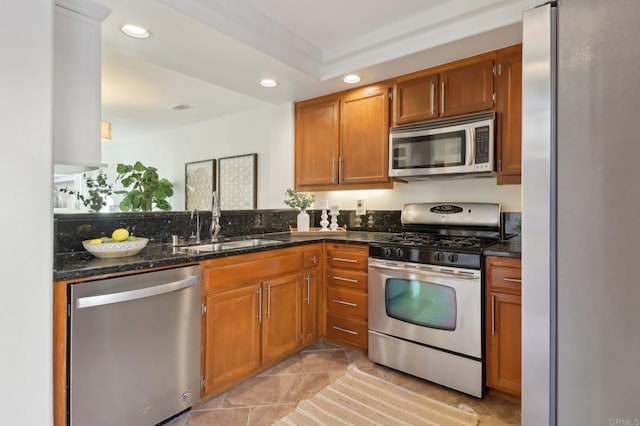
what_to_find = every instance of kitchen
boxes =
[2,1,640,425]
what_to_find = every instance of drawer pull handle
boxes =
[332,276,359,283]
[332,257,358,263]
[503,278,522,283]
[333,326,358,336]
[332,299,358,307]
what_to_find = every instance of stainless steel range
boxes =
[368,202,501,398]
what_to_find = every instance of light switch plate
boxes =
[356,199,366,215]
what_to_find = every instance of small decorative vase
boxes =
[297,209,310,232]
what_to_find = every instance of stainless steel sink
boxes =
[179,238,282,253]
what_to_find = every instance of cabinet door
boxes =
[393,73,439,125]
[54,5,107,171]
[496,45,523,185]
[340,85,391,185]
[487,291,522,395]
[295,97,340,188]
[203,283,261,395]
[440,58,495,117]
[262,274,302,363]
[301,270,319,346]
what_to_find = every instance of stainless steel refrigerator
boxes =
[522,1,640,424]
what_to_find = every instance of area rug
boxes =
[273,365,479,426]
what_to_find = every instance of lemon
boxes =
[112,228,130,242]
[89,238,103,245]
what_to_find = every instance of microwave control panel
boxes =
[474,126,490,165]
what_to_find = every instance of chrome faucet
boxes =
[211,191,221,241]
[190,209,202,243]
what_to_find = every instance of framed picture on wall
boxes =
[185,159,216,211]
[218,153,257,210]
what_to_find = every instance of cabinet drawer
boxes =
[327,287,367,319]
[326,246,368,272]
[489,267,522,293]
[203,249,302,293]
[302,247,322,269]
[326,268,368,291]
[486,256,521,294]
[326,314,368,348]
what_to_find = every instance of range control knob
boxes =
[448,253,459,263]
[433,252,444,261]
[383,247,392,257]
[394,248,405,258]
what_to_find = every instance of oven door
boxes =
[368,259,482,359]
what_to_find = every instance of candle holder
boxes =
[320,209,329,231]
[329,206,340,231]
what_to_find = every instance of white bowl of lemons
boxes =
[82,228,148,259]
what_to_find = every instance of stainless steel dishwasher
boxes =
[69,265,201,426]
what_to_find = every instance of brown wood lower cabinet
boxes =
[204,283,262,391]
[201,244,324,398]
[485,256,522,397]
[301,245,322,345]
[324,243,369,350]
[262,273,301,364]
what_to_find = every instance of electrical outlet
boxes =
[356,199,366,215]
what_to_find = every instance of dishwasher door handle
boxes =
[76,275,198,309]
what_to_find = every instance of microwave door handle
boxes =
[467,128,476,166]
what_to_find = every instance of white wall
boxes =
[103,103,521,212]
[102,103,295,210]
[0,1,54,424]
[312,179,521,212]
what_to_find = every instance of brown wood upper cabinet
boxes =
[295,85,392,191]
[393,73,439,125]
[392,55,495,126]
[495,44,523,185]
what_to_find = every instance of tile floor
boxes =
[165,339,520,425]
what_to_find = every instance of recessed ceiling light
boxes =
[259,79,279,88]
[342,74,361,84]
[120,24,151,39]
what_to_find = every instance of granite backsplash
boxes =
[54,209,403,254]
[54,209,520,254]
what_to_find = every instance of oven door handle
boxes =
[369,263,478,280]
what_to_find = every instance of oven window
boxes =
[385,278,457,330]
[392,130,466,169]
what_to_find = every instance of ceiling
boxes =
[99,0,539,140]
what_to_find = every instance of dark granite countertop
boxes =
[54,231,395,281]
[484,236,521,258]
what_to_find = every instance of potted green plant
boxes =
[114,161,174,211]
[284,188,315,232]
[59,171,113,212]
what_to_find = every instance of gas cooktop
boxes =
[369,202,502,269]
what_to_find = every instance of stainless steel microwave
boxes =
[389,112,495,180]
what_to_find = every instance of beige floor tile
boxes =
[258,353,304,376]
[170,340,521,426]
[247,403,296,426]
[483,401,521,425]
[344,348,376,369]
[300,348,350,373]
[184,407,250,425]
[301,338,344,352]
[192,392,225,411]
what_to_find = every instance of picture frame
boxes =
[218,153,257,210]
[185,159,216,211]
